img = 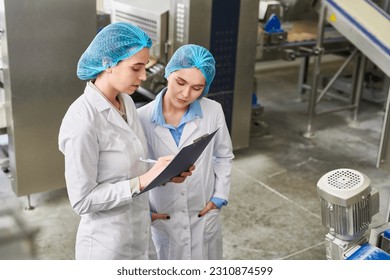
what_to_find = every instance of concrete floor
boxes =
[1,59,390,260]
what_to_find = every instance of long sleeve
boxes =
[211,104,234,201]
[59,116,137,216]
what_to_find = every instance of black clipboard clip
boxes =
[193,133,210,143]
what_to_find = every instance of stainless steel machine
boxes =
[317,168,390,260]
[0,0,96,198]
[110,0,259,150]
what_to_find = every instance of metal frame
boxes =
[302,0,390,170]
[302,4,366,137]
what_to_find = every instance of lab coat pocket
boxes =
[151,217,164,226]
[204,209,221,243]
[151,220,170,259]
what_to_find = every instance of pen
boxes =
[139,157,157,164]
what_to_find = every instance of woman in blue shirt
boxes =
[137,44,234,259]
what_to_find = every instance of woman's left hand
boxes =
[198,201,218,217]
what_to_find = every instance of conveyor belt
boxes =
[324,0,390,76]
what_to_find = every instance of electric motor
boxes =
[317,168,379,241]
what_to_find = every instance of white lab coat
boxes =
[137,94,234,260]
[58,83,154,260]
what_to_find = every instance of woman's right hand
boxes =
[138,155,174,191]
[170,165,195,183]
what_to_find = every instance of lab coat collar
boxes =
[153,118,199,153]
[85,82,110,112]
[151,87,202,150]
[120,94,134,127]
[178,120,198,148]
[84,82,132,132]
[151,88,203,125]
[107,107,132,132]
[154,125,178,154]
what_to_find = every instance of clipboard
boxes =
[136,128,219,195]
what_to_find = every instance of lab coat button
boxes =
[181,192,185,196]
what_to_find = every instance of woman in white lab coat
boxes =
[137,44,234,259]
[58,22,192,260]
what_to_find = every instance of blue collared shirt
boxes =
[151,88,203,146]
[151,89,228,209]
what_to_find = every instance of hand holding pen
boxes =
[139,156,195,186]
[138,155,173,191]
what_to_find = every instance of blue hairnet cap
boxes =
[165,44,216,96]
[77,22,152,80]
